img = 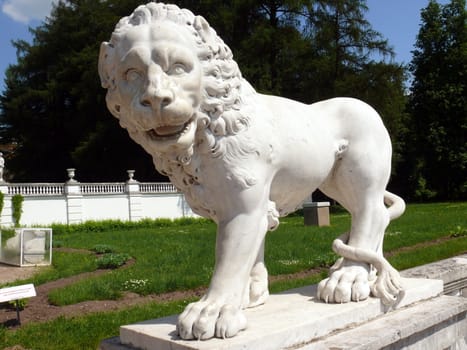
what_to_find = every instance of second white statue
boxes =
[98,2,406,340]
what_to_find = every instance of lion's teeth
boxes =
[147,119,193,140]
[155,124,185,136]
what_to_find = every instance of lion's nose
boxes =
[140,86,173,109]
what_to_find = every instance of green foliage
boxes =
[51,217,212,235]
[388,237,467,271]
[11,194,23,225]
[0,0,406,184]
[3,300,189,350]
[96,253,131,269]
[8,298,28,310]
[0,192,4,215]
[407,0,467,200]
[304,0,396,101]
[450,225,467,237]
[122,278,150,294]
[48,278,122,306]
[0,228,15,241]
[52,240,64,248]
[92,244,115,254]
[12,202,465,307]
[1,202,466,348]
[414,175,437,200]
[0,0,161,182]
[0,325,5,346]
[0,251,97,288]
[383,202,467,251]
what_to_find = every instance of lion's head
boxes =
[98,2,255,189]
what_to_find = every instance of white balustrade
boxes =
[0,180,191,226]
[7,184,64,196]
[140,182,178,193]
[80,183,126,195]
[3,182,179,196]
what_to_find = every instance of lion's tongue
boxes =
[155,124,184,136]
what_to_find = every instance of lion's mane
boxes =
[99,3,258,195]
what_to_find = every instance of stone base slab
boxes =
[98,277,466,350]
[306,295,467,349]
[402,253,467,296]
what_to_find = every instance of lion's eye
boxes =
[168,63,187,76]
[125,69,142,82]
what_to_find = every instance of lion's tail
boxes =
[384,191,406,221]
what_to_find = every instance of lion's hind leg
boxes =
[247,254,269,308]
[317,188,404,304]
[317,149,404,303]
[245,201,279,308]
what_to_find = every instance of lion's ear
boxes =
[98,42,115,90]
[194,16,219,53]
[99,42,122,120]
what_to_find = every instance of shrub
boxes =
[51,217,212,235]
[92,244,115,254]
[450,225,467,238]
[8,298,28,310]
[0,192,4,215]
[12,194,24,226]
[96,253,130,269]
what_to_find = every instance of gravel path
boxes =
[0,264,42,284]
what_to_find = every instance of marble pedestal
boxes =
[100,277,467,350]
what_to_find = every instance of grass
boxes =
[8,202,467,306]
[389,236,467,270]
[1,202,465,349]
[1,300,191,350]
[383,202,467,251]
[5,251,98,287]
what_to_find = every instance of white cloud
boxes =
[2,0,58,24]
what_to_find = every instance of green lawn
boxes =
[1,202,466,349]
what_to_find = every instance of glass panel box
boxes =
[0,228,52,266]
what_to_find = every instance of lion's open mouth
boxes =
[147,119,194,140]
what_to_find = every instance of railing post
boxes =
[0,182,13,227]
[126,170,142,222]
[65,168,83,224]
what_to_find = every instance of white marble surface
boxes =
[120,278,442,350]
[305,295,467,350]
[99,2,408,339]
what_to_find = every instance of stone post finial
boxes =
[66,168,77,183]
[127,170,136,183]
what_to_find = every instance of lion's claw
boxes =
[317,264,370,304]
[178,301,247,340]
[215,305,247,339]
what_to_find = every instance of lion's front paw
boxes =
[317,261,370,303]
[177,301,247,340]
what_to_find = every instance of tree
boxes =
[0,0,408,185]
[209,0,314,98]
[0,0,164,182]
[300,0,408,178]
[407,0,466,200]
[303,0,395,101]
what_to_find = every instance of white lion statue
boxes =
[98,2,406,340]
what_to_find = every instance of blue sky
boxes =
[0,0,452,94]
